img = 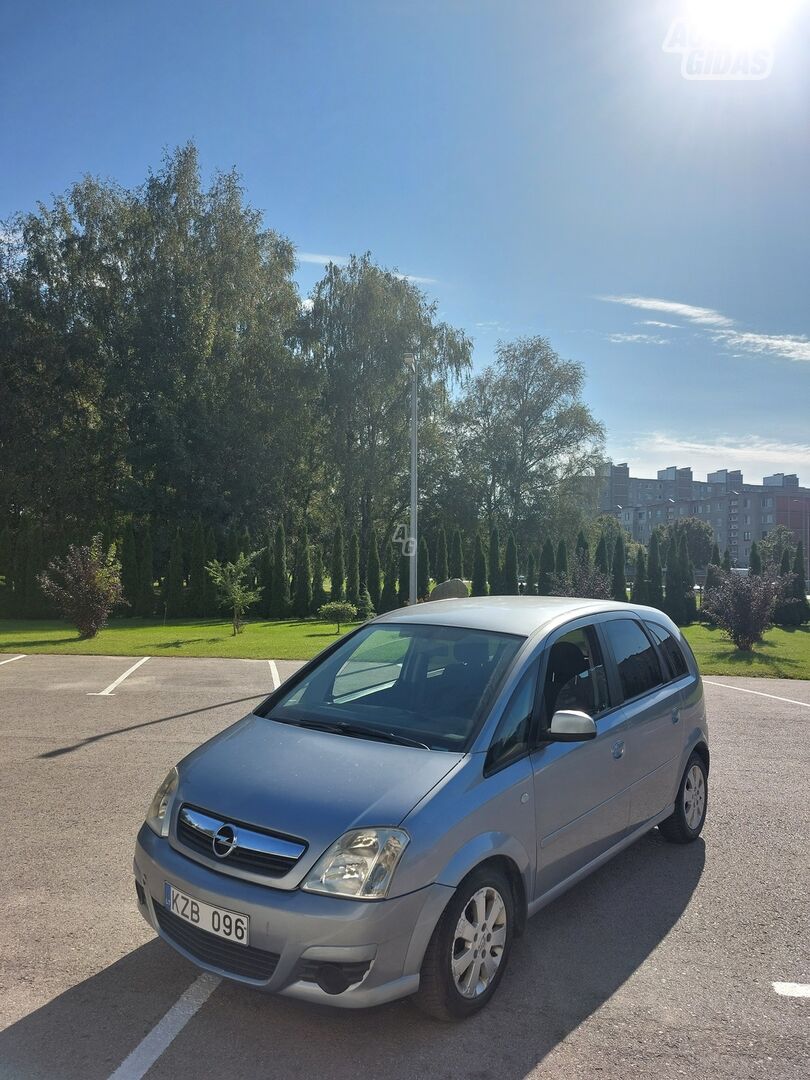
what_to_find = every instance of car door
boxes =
[599,617,683,832]
[531,619,631,900]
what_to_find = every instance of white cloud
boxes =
[638,319,681,329]
[616,432,810,485]
[713,329,810,364]
[607,332,671,345]
[297,251,349,266]
[599,294,734,328]
[395,272,438,285]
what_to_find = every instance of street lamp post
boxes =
[404,352,418,605]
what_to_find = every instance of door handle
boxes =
[611,740,624,759]
[672,707,681,724]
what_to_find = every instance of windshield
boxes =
[261,623,525,752]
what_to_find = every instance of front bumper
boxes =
[134,824,452,1008]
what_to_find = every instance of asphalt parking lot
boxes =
[0,653,808,1080]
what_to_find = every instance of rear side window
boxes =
[602,619,664,702]
[645,622,690,680]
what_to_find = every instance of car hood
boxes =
[176,713,463,860]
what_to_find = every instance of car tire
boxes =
[659,751,708,844]
[413,864,514,1022]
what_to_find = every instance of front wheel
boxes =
[659,751,708,843]
[414,866,514,1021]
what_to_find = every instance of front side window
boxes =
[602,619,664,702]
[261,624,524,752]
[487,660,539,771]
[541,625,610,722]
[644,621,689,680]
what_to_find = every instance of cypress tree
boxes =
[647,531,664,610]
[227,525,240,564]
[595,534,610,577]
[575,530,589,564]
[311,545,328,613]
[748,540,762,576]
[398,551,410,606]
[270,522,289,618]
[488,524,501,594]
[330,525,345,601]
[187,519,206,618]
[722,548,732,572]
[556,538,568,575]
[380,548,399,613]
[346,532,360,606]
[773,547,794,626]
[164,528,185,618]
[24,522,46,617]
[293,527,312,617]
[0,525,12,582]
[202,527,218,617]
[137,522,154,617]
[258,530,274,618]
[239,527,252,558]
[121,522,140,615]
[10,522,27,615]
[503,533,519,595]
[526,551,537,596]
[449,529,464,580]
[664,535,683,624]
[538,538,556,595]
[680,531,697,623]
[631,549,647,605]
[366,527,381,611]
[710,541,721,567]
[611,534,627,602]
[417,535,430,599]
[434,526,449,584]
[790,542,809,625]
[471,533,487,596]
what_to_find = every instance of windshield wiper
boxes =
[274,715,429,749]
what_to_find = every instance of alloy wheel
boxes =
[451,886,507,998]
[683,763,706,830]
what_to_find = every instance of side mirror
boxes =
[548,710,597,742]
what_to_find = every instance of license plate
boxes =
[164,882,250,946]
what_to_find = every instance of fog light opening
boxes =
[315,964,353,995]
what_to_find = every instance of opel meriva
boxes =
[133,596,709,1020]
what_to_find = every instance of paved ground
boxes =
[0,653,807,1080]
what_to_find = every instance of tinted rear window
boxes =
[645,621,690,680]
[602,619,664,702]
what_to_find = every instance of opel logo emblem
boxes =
[212,824,238,859]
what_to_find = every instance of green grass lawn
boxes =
[1,617,808,679]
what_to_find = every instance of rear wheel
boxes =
[414,865,514,1021]
[659,751,708,843]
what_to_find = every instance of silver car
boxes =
[134,596,709,1020]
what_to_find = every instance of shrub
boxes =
[551,552,611,600]
[318,600,358,633]
[356,586,376,620]
[701,570,779,652]
[38,535,124,638]
[205,552,262,635]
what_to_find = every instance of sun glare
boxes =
[683,0,805,48]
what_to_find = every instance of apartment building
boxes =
[600,463,810,571]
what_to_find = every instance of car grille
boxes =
[176,804,306,879]
[154,899,280,982]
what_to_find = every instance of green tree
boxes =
[346,531,360,606]
[202,527,218,616]
[611,534,627,602]
[257,531,274,618]
[434,526,449,585]
[488,525,501,595]
[722,548,732,572]
[311,545,328,613]
[120,522,140,614]
[709,541,721,567]
[748,540,762,576]
[471,533,488,596]
[575,530,589,565]
[293,527,313,617]
[418,535,430,599]
[269,522,289,618]
[380,548,399,613]
[187,519,206,618]
[137,522,154,617]
[680,531,697,623]
[526,550,537,596]
[330,525,345,601]
[631,549,647,605]
[366,526,381,612]
[789,542,810,625]
[164,528,185,618]
[556,538,568,576]
[226,526,240,565]
[449,529,464,580]
[502,533,519,595]
[760,525,795,572]
[318,600,357,634]
[647,531,664,610]
[595,534,610,577]
[205,552,262,635]
[538,538,556,595]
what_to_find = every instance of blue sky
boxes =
[2,0,809,483]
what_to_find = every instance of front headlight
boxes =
[302,828,409,900]
[145,767,178,837]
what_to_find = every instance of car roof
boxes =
[374,595,655,638]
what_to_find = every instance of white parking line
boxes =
[703,680,810,710]
[772,981,810,997]
[106,973,221,1080]
[0,654,26,666]
[88,656,151,696]
[268,659,280,690]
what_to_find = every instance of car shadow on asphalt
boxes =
[0,831,705,1080]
